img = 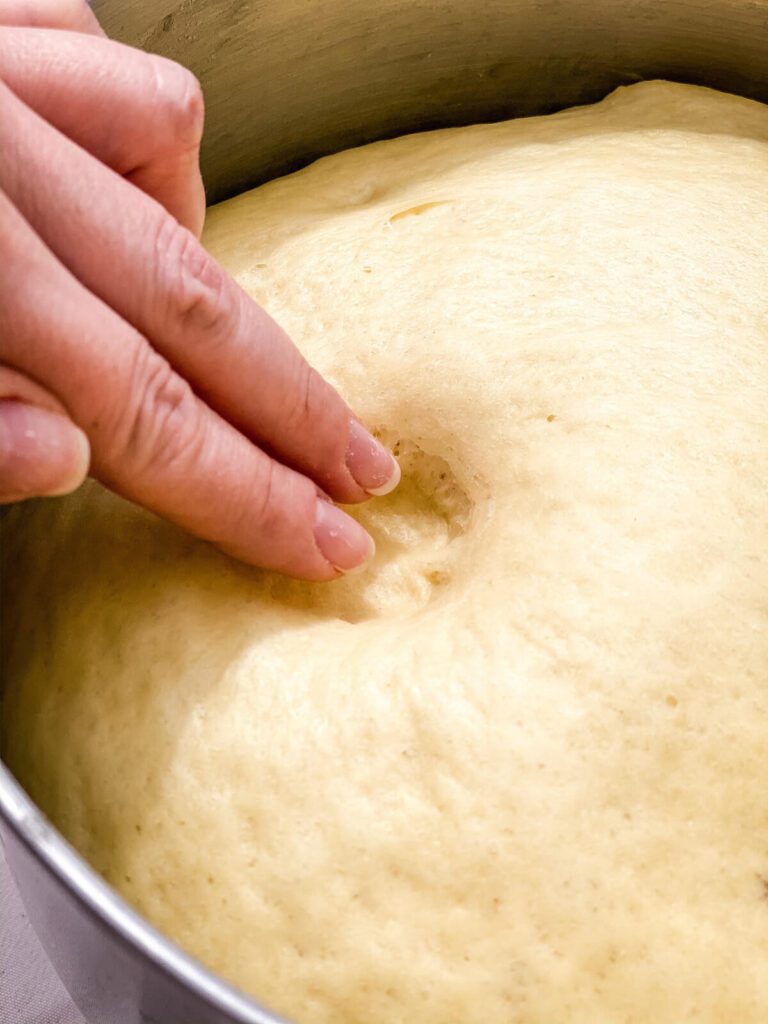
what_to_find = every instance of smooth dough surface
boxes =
[2,81,768,1023]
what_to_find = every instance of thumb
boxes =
[0,378,90,503]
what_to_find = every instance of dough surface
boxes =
[2,81,768,1023]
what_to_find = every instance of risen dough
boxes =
[2,81,768,1023]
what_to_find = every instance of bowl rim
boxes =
[0,759,286,1024]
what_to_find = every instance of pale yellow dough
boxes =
[2,81,768,1023]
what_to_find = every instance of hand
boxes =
[0,2,399,580]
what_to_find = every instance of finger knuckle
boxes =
[0,185,20,256]
[154,216,232,341]
[249,458,280,531]
[110,345,204,478]
[284,362,321,434]
[149,56,204,149]
[218,457,283,554]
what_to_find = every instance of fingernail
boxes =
[0,401,90,499]
[346,419,401,496]
[314,498,375,574]
[48,425,91,496]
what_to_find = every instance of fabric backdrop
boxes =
[0,845,86,1024]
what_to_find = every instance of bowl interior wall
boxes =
[92,0,768,205]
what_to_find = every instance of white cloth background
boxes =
[0,845,86,1024]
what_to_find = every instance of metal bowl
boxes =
[1,1,766,1021]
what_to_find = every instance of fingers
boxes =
[0,0,104,34]
[0,80,400,505]
[0,367,90,502]
[0,184,374,579]
[0,27,205,234]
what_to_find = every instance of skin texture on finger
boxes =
[0,81,399,506]
[0,184,370,580]
[0,0,104,33]
[0,27,205,235]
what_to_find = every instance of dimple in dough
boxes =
[2,81,768,1024]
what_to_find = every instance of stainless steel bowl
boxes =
[1,2,766,1021]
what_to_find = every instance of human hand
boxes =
[0,2,399,579]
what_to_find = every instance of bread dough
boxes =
[2,81,768,1023]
